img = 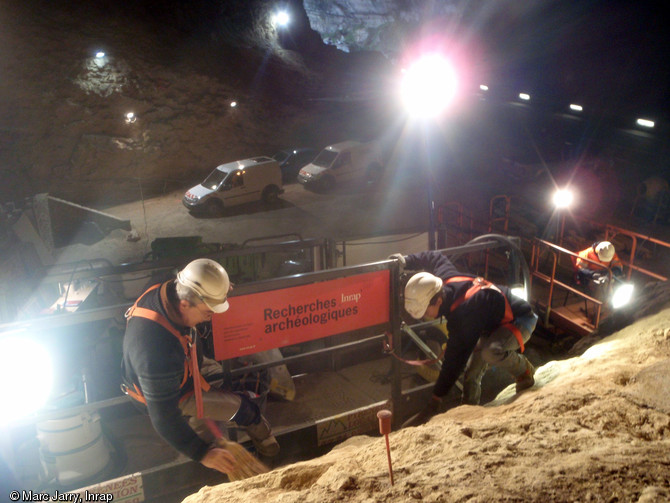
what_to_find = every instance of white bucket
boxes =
[37,412,111,486]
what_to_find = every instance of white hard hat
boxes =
[177,259,230,313]
[404,272,443,319]
[595,241,615,262]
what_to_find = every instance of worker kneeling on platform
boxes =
[390,251,538,427]
[574,241,623,291]
[121,258,279,477]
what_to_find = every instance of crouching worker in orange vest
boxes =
[574,241,623,286]
[389,251,538,428]
[121,259,279,477]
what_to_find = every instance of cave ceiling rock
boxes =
[302,0,467,57]
[73,55,134,98]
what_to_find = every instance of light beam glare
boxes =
[400,54,458,118]
[273,11,290,27]
[612,283,634,309]
[553,188,574,209]
[1,336,53,425]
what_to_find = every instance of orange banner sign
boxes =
[212,270,390,360]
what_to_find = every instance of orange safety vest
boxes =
[122,284,211,418]
[575,247,622,271]
[445,276,525,352]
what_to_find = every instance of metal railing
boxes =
[436,202,476,248]
[603,225,669,282]
[1,236,334,325]
[558,215,670,283]
[529,238,609,331]
[488,194,512,234]
[1,235,534,499]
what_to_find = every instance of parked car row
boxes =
[183,141,386,215]
[272,148,318,182]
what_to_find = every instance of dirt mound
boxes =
[183,305,670,503]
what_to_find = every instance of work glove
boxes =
[401,395,442,428]
[592,273,607,285]
[387,253,406,271]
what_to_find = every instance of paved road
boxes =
[53,173,431,266]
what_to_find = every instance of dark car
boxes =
[272,148,317,182]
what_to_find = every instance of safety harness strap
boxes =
[383,331,447,366]
[123,284,210,418]
[445,276,525,352]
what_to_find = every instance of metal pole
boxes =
[377,409,394,486]
[428,184,436,250]
[390,261,403,430]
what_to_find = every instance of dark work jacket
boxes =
[405,251,533,398]
[122,281,210,462]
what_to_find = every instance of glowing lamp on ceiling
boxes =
[272,11,290,28]
[400,54,458,118]
[125,112,136,124]
[93,51,107,68]
[636,118,654,129]
[552,188,574,209]
[519,93,531,101]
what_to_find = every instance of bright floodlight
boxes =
[95,51,106,59]
[611,282,634,309]
[2,337,53,424]
[273,11,290,27]
[400,54,458,118]
[510,286,527,301]
[569,104,583,112]
[479,84,489,91]
[553,188,574,209]
[230,101,237,108]
[519,93,530,101]
[125,112,136,124]
[636,118,655,128]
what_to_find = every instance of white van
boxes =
[183,156,283,214]
[297,140,384,191]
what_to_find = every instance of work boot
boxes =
[462,359,488,406]
[515,358,536,393]
[245,416,280,457]
[461,379,482,405]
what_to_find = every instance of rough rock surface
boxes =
[2,0,666,210]
[0,0,392,206]
[182,303,670,502]
[303,0,469,57]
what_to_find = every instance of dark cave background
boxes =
[0,0,668,209]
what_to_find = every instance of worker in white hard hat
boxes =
[389,251,538,427]
[121,258,279,477]
[574,241,623,286]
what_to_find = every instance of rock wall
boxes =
[303,0,467,57]
[0,0,389,207]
